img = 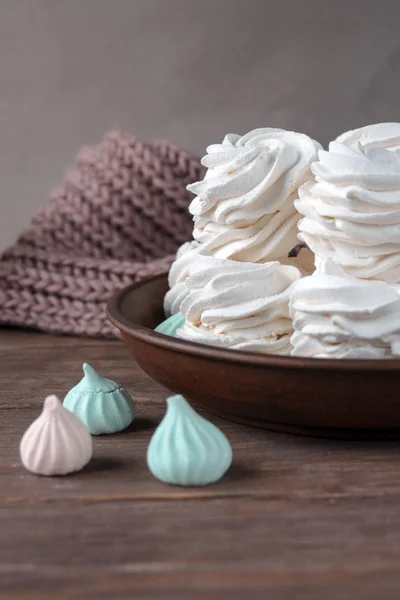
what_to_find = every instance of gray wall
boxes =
[1,0,399,252]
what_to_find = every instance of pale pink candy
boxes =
[20,395,93,476]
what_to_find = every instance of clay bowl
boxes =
[107,274,400,439]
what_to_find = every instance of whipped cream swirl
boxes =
[177,256,301,354]
[164,241,202,316]
[337,122,400,151]
[290,259,400,358]
[188,128,321,263]
[296,141,400,283]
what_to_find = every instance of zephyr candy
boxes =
[155,312,185,337]
[187,128,321,263]
[290,258,400,358]
[147,394,232,486]
[177,256,301,354]
[63,363,135,435]
[20,395,93,476]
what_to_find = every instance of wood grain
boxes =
[1,330,400,599]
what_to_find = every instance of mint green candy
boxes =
[154,312,185,337]
[63,363,135,435]
[147,394,232,486]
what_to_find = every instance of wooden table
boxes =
[2,330,400,599]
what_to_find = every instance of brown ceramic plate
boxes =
[107,274,400,439]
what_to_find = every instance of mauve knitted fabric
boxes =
[0,132,204,338]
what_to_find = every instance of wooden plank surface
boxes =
[1,329,400,599]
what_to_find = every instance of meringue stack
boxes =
[290,122,400,359]
[290,258,400,359]
[162,127,321,354]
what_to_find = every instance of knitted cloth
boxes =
[0,132,204,338]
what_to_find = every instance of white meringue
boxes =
[20,395,93,476]
[296,141,400,283]
[290,258,400,358]
[337,122,400,151]
[188,128,321,263]
[163,241,201,316]
[177,255,301,354]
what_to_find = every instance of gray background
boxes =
[1,0,399,252]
